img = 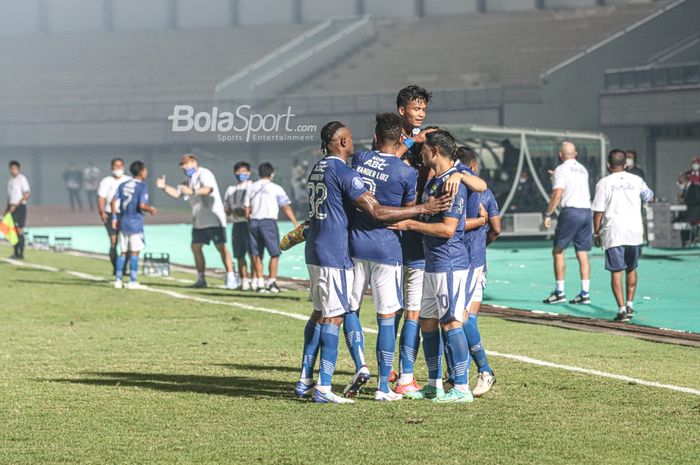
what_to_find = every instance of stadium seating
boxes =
[290,3,663,94]
[0,24,310,106]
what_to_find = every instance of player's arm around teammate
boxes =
[296,122,451,404]
[390,130,474,403]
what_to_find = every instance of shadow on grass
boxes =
[14,278,103,287]
[45,371,296,400]
[202,292,306,302]
[213,362,355,378]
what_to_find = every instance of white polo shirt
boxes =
[552,158,591,209]
[591,171,654,250]
[7,174,30,205]
[223,180,252,224]
[245,179,291,220]
[97,175,131,213]
[182,167,227,229]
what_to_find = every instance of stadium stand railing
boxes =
[214,16,374,100]
[604,62,700,91]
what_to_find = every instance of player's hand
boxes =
[594,234,602,248]
[111,220,118,230]
[156,175,166,189]
[100,211,108,223]
[543,215,552,229]
[388,220,411,231]
[150,207,158,216]
[444,172,463,197]
[179,185,194,196]
[423,193,453,215]
[412,128,437,144]
[478,203,488,221]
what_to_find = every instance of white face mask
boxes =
[625,158,634,168]
[692,163,700,171]
[112,168,124,177]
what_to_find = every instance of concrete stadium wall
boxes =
[0,0,40,35]
[47,0,104,32]
[0,0,658,34]
[301,0,356,22]
[485,0,537,12]
[177,0,231,29]
[238,0,295,25]
[425,0,479,16]
[113,0,171,31]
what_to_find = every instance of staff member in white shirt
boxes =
[245,162,299,293]
[5,161,30,259]
[157,154,237,289]
[97,158,131,274]
[592,149,654,322]
[223,161,253,291]
[543,141,593,305]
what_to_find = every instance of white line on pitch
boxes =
[4,257,699,397]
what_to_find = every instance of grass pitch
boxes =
[0,245,698,464]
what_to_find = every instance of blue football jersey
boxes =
[349,151,417,265]
[305,156,368,269]
[421,168,469,273]
[116,179,149,234]
[465,188,499,268]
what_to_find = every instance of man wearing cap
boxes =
[157,154,237,289]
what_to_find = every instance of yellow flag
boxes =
[0,213,19,246]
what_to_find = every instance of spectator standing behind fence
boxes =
[624,150,646,180]
[592,149,654,322]
[83,163,102,212]
[245,162,299,293]
[686,156,700,185]
[63,164,83,211]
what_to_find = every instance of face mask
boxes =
[184,167,196,178]
[500,172,509,182]
[692,163,700,171]
[625,158,634,168]
[677,182,686,190]
[112,169,124,177]
[519,177,527,184]
[236,173,250,182]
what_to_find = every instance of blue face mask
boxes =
[236,173,250,182]
[184,167,196,178]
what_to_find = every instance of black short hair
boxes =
[396,85,432,109]
[456,146,477,166]
[9,160,20,169]
[608,149,627,168]
[234,161,251,172]
[110,158,124,167]
[625,150,637,159]
[320,120,347,154]
[375,113,402,143]
[425,129,457,160]
[130,160,146,176]
[259,162,274,178]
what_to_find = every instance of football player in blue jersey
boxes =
[390,130,475,403]
[393,86,487,395]
[342,113,420,401]
[295,121,452,404]
[111,161,157,290]
[457,147,501,396]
